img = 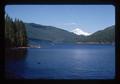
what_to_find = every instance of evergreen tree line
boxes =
[5,14,28,47]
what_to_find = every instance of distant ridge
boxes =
[25,23,77,43]
[25,23,115,44]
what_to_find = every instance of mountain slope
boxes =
[79,25,115,43]
[25,23,77,43]
[25,22,115,44]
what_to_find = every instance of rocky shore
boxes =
[10,45,41,49]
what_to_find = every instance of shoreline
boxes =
[10,45,41,49]
[7,43,114,49]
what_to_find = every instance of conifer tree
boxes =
[5,14,28,48]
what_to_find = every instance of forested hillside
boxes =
[5,14,28,48]
[25,23,77,43]
[25,23,115,44]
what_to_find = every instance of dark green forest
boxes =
[5,14,28,48]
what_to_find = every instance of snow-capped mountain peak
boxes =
[71,28,91,36]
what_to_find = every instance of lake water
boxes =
[5,44,115,79]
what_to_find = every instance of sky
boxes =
[5,5,115,34]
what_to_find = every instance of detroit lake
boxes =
[5,44,115,79]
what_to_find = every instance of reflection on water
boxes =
[5,44,115,79]
[5,48,27,79]
[5,48,27,59]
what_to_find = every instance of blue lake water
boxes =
[5,44,115,79]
